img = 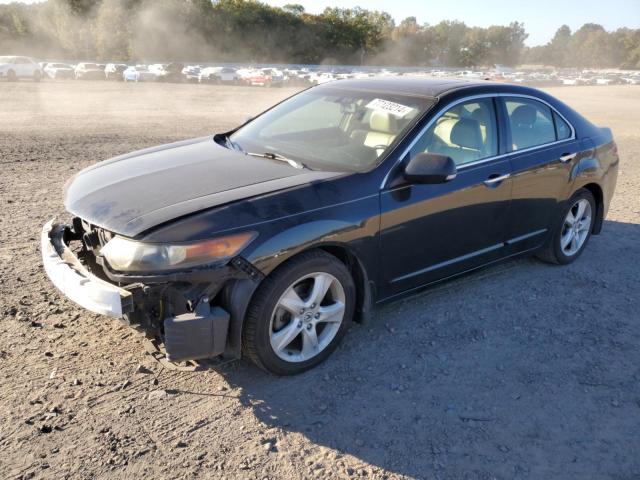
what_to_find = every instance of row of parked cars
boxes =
[30,58,292,86]
[0,56,293,85]
[2,55,640,87]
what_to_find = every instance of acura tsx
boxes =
[42,78,619,375]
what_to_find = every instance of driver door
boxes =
[378,97,513,298]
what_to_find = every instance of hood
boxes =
[65,137,340,237]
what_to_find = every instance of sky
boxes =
[265,0,640,46]
[2,0,639,46]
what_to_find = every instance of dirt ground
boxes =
[0,81,639,480]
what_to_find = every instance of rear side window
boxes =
[554,112,572,140]
[505,98,556,151]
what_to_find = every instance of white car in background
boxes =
[43,62,75,80]
[199,66,240,84]
[0,56,42,81]
[74,63,105,80]
[308,72,335,85]
[182,65,202,82]
[261,68,285,86]
[105,63,128,81]
[122,65,157,82]
[147,64,167,79]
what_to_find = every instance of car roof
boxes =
[316,77,530,99]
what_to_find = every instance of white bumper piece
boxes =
[41,219,131,317]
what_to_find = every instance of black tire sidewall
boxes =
[246,253,355,375]
[552,189,596,265]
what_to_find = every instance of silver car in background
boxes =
[0,56,42,81]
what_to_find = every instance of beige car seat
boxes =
[429,117,484,164]
[351,111,399,156]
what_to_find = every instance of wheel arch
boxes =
[313,243,373,324]
[219,242,373,360]
[581,182,604,234]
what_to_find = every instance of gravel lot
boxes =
[0,82,638,480]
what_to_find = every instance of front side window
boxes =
[409,98,498,167]
[505,98,556,151]
[230,88,432,171]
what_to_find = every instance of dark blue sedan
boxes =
[42,78,619,374]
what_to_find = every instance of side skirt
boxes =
[375,245,542,305]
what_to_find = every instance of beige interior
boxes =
[351,111,400,156]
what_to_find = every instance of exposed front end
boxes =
[41,218,257,363]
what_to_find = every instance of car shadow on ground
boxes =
[218,220,640,478]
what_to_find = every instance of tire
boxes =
[33,70,41,82]
[537,188,596,265]
[243,250,356,375]
[7,70,16,82]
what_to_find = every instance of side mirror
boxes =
[404,153,457,184]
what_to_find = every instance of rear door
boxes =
[378,96,513,298]
[500,96,580,252]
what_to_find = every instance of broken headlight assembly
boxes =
[100,232,257,273]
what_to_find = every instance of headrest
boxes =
[511,105,537,127]
[470,107,488,124]
[369,111,398,133]
[450,118,482,150]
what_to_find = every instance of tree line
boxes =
[0,0,638,68]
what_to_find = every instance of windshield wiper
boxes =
[246,151,305,170]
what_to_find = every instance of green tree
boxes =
[94,0,131,60]
[569,23,615,68]
[547,25,571,66]
[1,1,639,68]
[283,4,304,16]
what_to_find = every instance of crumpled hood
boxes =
[65,137,340,237]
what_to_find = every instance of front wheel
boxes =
[33,70,41,82]
[243,251,355,375]
[537,188,596,265]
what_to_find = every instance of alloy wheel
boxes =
[560,198,592,256]
[269,272,346,363]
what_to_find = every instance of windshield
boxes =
[229,87,433,171]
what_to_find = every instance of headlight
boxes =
[100,232,256,272]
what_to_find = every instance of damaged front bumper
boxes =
[41,220,133,317]
[41,219,258,362]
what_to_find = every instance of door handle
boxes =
[483,173,510,186]
[559,152,577,163]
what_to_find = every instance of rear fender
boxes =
[570,138,601,183]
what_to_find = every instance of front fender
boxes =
[248,219,359,274]
[219,216,378,359]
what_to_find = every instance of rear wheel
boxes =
[243,250,355,375]
[7,70,16,81]
[537,188,596,265]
